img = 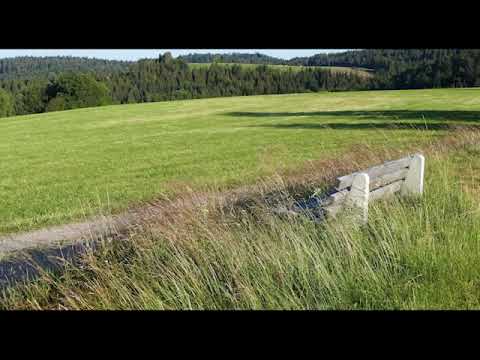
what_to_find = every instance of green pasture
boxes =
[1,88,479,234]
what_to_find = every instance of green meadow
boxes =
[1,88,480,234]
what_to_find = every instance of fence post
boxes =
[401,154,425,196]
[347,172,370,224]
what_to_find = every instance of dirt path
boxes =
[0,213,137,256]
[0,184,229,264]
[0,212,144,289]
[0,189,229,288]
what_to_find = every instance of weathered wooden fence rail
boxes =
[323,153,425,223]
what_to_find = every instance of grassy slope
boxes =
[2,132,480,310]
[1,88,479,234]
[188,62,374,77]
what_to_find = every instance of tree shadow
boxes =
[227,110,480,123]
[248,122,460,131]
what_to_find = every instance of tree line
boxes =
[289,49,480,89]
[2,50,480,118]
[0,56,131,80]
[0,53,370,117]
[177,52,285,65]
[178,49,480,89]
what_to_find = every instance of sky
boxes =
[0,49,350,61]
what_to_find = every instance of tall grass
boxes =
[2,131,480,310]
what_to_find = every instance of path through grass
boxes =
[2,132,479,309]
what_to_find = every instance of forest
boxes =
[179,49,480,89]
[0,56,131,80]
[0,53,369,117]
[1,49,480,118]
[177,52,285,65]
[289,49,480,89]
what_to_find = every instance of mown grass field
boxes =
[1,88,480,234]
[188,62,374,77]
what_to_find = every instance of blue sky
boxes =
[0,49,350,61]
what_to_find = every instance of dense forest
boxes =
[179,49,480,89]
[289,49,480,89]
[177,52,286,65]
[289,49,466,70]
[1,49,480,118]
[0,53,370,117]
[0,56,131,80]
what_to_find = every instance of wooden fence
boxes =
[323,153,425,223]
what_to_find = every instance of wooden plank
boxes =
[369,168,408,191]
[369,179,403,202]
[336,156,410,191]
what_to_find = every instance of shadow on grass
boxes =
[227,110,480,123]
[0,233,125,291]
[247,122,458,131]
[0,242,91,290]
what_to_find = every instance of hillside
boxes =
[288,49,464,69]
[178,52,286,65]
[0,56,131,80]
[179,49,480,89]
[3,49,480,310]
[1,88,479,235]
[0,54,369,117]
[289,49,480,88]
[188,62,374,77]
[3,50,480,119]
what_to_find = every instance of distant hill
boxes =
[288,49,480,88]
[0,56,131,80]
[177,52,286,65]
[0,53,370,118]
[188,62,373,78]
[2,50,480,119]
[180,49,480,89]
[287,49,459,70]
